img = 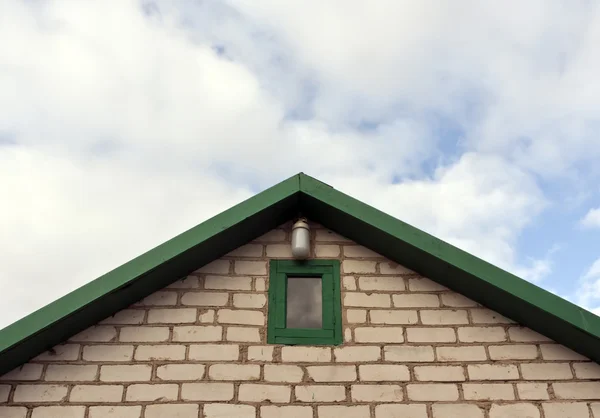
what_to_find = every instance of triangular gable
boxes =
[1,172,599,375]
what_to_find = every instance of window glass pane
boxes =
[286,277,322,328]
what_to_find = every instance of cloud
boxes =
[575,258,600,314]
[580,207,600,228]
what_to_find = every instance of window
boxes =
[267,259,342,345]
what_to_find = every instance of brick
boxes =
[13,385,68,402]
[408,277,447,291]
[180,291,229,306]
[69,326,117,342]
[351,384,402,402]
[264,365,304,382]
[205,275,252,290]
[574,362,600,378]
[436,346,487,362]
[239,384,291,403]
[135,344,186,361]
[420,309,469,325]
[156,364,205,381]
[406,327,456,343]
[204,404,255,418]
[100,365,151,382]
[181,383,234,401]
[462,383,514,400]
[199,309,215,322]
[344,327,353,342]
[34,344,81,361]
[384,345,434,362]
[378,262,414,275]
[83,345,133,362]
[318,406,369,418]
[315,229,351,242]
[343,245,380,258]
[334,346,381,362]
[441,293,478,307]
[343,260,377,274]
[235,260,267,275]
[45,365,97,382]
[119,326,169,342]
[358,276,405,291]
[31,406,85,418]
[266,244,293,257]
[315,244,341,257]
[255,278,266,291]
[508,327,551,342]
[370,309,418,324]
[489,404,540,418]
[543,403,590,418]
[166,276,200,288]
[488,344,538,360]
[458,327,506,342]
[470,308,513,323]
[375,404,427,418]
[346,309,366,323]
[355,327,403,343]
[173,325,222,342]
[553,382,600,399]
[295,385,346,402]
[226,243,263,257]
[233,293,267,308]
[359,365,410,381]
[189,344,239,361]
[432,404,484,418]
[69,385,123,402]
[307,366,357,382]
[226,327,261,342]
[540,344,588,360]
[415,365,465,381]
[256,229,287,242]
[209,364,260,381]
[407,383,458,401]
[0,384,9,402]
[147,308,197,323]
[125,384,177,401]
[89,406,142,418]
[0,407,28,418]
[248,346,273,361]
[344,293,390,307]
[146,404,199,418]
[195,259,230,274]
[217,309,264,325]
[0,364,43,381]
[133,291,177,306]
[282,347,331,362]
[467,364,519,380]
[392,293,439,307]
[342,276,357,290]
[517,383,549,400]
[521,363,572,380]
[261,406,313,418]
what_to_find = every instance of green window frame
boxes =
[267,259,342,345]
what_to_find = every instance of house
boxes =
[0,172,599,418]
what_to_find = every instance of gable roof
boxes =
[1,172,600,374]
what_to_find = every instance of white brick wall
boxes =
[2,222,599,416]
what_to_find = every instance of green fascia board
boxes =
[0,173,301,375]
[298,173,600,363]
[1,171,600,375]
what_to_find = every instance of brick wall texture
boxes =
[1,221,599,418]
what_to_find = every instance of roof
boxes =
[1,172,599,374]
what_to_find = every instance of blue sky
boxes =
[1,0,600,328]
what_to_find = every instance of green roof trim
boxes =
[1,172,599,375]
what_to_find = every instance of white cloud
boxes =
[2,0,599,328]
[581,207,600,228]
[575,258,600,315]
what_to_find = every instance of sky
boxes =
[1,0,600,329]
